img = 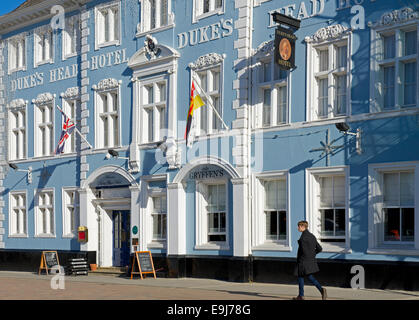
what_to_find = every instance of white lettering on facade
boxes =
[177,18,234,49]
[268,0,326,27]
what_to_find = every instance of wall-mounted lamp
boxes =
[8,163,32,184]
[335,123,362,155]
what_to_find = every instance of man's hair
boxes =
[298,221,309,229]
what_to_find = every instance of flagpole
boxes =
[192,74,229,131]
[56,105,93,150]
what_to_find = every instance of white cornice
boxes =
[0,0,88,36]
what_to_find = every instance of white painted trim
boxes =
[94,0,122,51]
[61,187,79,238]
[34,188,56,238]
[81,165,139,190]
[192,0,225,24]
[8,190,28,238]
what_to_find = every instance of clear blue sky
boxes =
[0,1,26,16]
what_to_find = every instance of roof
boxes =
[0,0,45,18]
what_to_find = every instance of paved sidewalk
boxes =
[0,271,418,300]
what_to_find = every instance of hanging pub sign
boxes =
[274,26,297,70]
[272,11,300,71]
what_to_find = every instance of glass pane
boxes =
[199,72,207,92]
[383,66,395,109]
[383,34,395,59]
[263,61,271,82]
[215,0,223,9]
[203,0,210,13]
[264,181,276,210]
[158,83,166,102]
[263,89,271,127]
[405,30,417,56]
[336,75,347,115]
[147,109,153,142]
[336,45,347,69]
[320,177,333,207]
[266,211,278,240]
[335,209,346,237]
[274,64,287,81]
[279,210,287,240]
[404,62,417,106]
[383,172,399,206]
[160,0,168,26]
[319,49,329,72]
[384,208,401,241]
[401,208,415,242]
[333,176,346,207]
[212,97,221,131]
[318,78,328,117]
[277,86,287,124]
[200,103,208,134]
[159,106,166,131]
[400,171,414,206]
[145,85,153,104]
[320,209,334,237]
[102,94,108,113]
[150,0,156,29]
[212,70,220,92]
[103,117,109,147]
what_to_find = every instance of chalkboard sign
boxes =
[131,251,156,279]
[39,251,60,275]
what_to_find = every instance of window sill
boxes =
[63,52,78,61]
[9,66,26,74]
[35,59,54,68]
[8,234,28,238]
[148,241,166,249]
[136,24,175,38]
[319,242,351,253]
[35,234,56,238]
[252,243,292,252]
[367,247,419,256]
[194,243,230,251]
[62,234,76,239]
[303,115,349,125]
[96,40,120,51]
[193,9,224,23]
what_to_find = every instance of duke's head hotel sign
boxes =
[275,27,297,70]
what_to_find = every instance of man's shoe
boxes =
[321,288,327,300]
[292,296,305,300]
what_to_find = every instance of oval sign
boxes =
[132,226,138,235]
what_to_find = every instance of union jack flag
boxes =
[55,107,76,155]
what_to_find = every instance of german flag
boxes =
[184,81,205,146]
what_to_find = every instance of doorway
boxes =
[112,210,130,267]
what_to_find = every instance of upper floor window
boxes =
[371,24,418,112]
[253,41,289,128]
[95,1,121,49]
[93,79,121,149]
[189,53,225,138]
[194,0,224,22]
[140,78,167,144]
[306,25,351,121]
[8,99,27,161]
[33,93,55,157]
[63,15,80,59]
[34,27,54,67]
[138,0,173,35]
[8,35,26,74]
[62,98,79,153]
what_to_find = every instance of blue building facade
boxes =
[1,0,419,289]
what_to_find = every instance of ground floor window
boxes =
[206,184,226,242]
[9,192,27,237]
[35,190,55,237]
[152,195,167,241]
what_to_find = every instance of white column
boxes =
[130,185,141,253]
[231,177,250,257]
[129,78,140,172]
[78,188,98,253]
[167,182,186,255]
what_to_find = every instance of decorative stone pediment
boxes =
[8,98,27,109]
[188,53,226,70]
[305,24,350,43]
[254,40,275,56]
[368,7,419,28]
[128,42,179,70]
[92,78,121,91]
[61,87,80,99]
[32,92,54,105]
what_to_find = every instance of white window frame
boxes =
[62,15,80,60]
[61,97,80,154]
[33,97,55,158]
[33,26,54,68]
[139,76,168,144]
[148,187,167,245]
[195,178,229,250]
[370,21,419,113]
[252,43,290,129]
[306,166,350,253]
[306,27,351,122]
[192,0,225,23]
[35,189,56,238]
[8,34,27,74]
[9,191,28,238]
[252,171,291,251]
[368,162,419,255]
[62,187,79,238]
[93,79,122,150]
[8,100,28,161]
[137,0,174,37]
[190,58,224,138]
[94,0,121,50]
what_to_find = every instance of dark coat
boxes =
[294,229,322,277]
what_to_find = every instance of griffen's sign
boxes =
[274,26,297,70]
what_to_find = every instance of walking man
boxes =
[293,221,327,300]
